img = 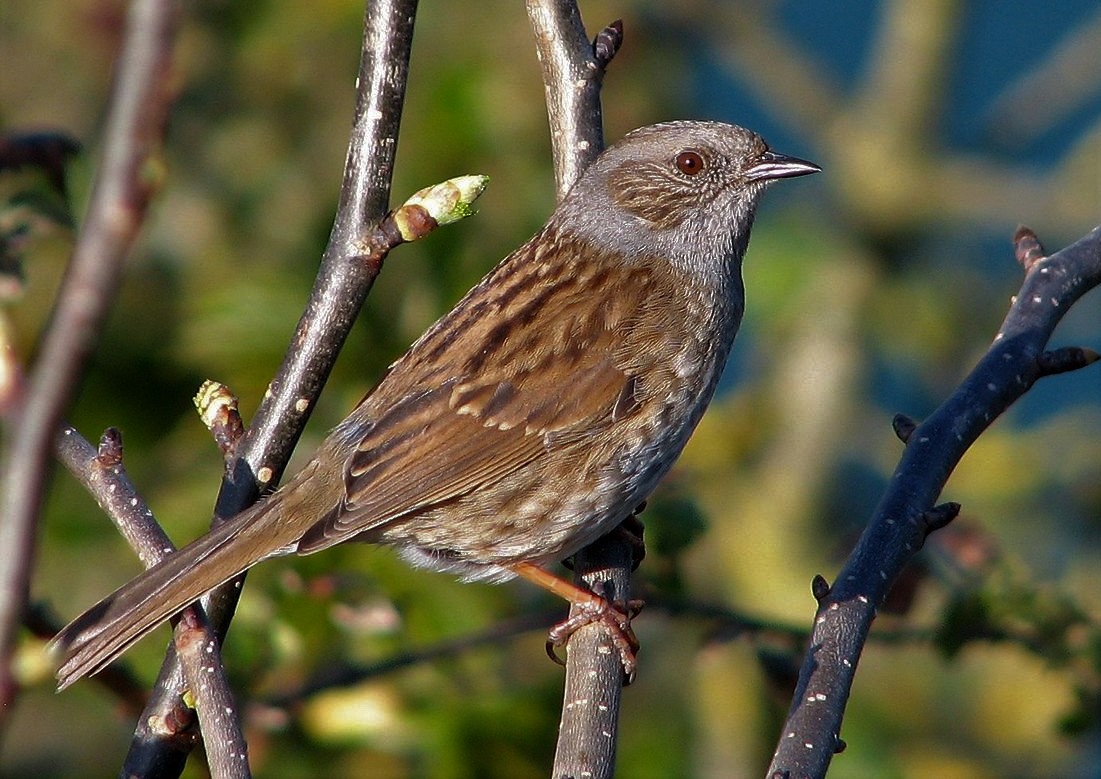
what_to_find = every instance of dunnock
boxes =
[52,121,818,687]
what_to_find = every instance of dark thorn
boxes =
[593,19,624,66]
[892,413,917,443]
[96,427,124,467]
[834,737,847,754]
[922,502,961,534]
[812,574,831,603]
[1013,225,1046,270]
[1037,347,1100,377]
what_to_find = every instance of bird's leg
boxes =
[511,562,643,679]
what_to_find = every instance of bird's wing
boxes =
[296,235,663,553]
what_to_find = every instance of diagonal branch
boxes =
[121,1,421,776]
[0,0,180,724]
[768,225,1101,777]
[54,424,250,778]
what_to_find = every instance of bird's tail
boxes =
[50,498,285,690]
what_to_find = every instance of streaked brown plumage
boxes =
[51,121,818,688]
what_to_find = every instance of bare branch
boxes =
[54,424,249,777]
[553,533,633,778]
[121,1,422,775]
[524,0,611,198]
[984,6,1101,147]
[174,609,250,779]
[257,611,558,711]
[55,426,175,570]
[769,225,1101,777]
[116,175,495,775]
[521,2,637,777]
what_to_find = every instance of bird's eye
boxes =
[675,150,705,175]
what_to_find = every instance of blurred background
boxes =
[3,0,1101,776]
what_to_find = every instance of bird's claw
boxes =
[545,596,644,684]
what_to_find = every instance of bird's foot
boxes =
[545,589,644,684]
[511,561,643,683]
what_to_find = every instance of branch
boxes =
[56,427,177,570]
[0,0,179,723]
[984,6,1101,147]
[768,225,1101,777]
[522,3,634,777]
[54,425,250,778]
[553,533,634,777]
[525,0,614,199]
[20,176,488,779]
[257,611,558,711]
[118,169,487,775]
[121,2,421,775]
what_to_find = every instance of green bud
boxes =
[395,175,489,241]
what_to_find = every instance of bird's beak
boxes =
[746,150,821,182]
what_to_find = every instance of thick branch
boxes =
[769,226,1101,777]
[524,0,609,198]
[521,3,634,777]
[553,534,633,777]
[0,0,179,722]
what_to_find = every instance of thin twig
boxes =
[769,225,1101,777]
[111,175,484,775]
[54,423,249,776]
[175,609,250,779]
[55,426,176,569]
[257,610,559,712]
[0,0,179,724]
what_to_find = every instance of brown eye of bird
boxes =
[675,150,705,175]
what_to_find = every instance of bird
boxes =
[50,120,818,689]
